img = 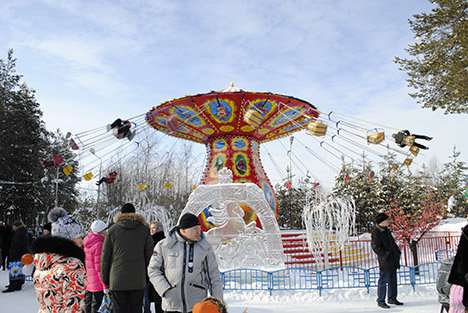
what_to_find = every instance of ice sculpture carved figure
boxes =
[180,171,285,270]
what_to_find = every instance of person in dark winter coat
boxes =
[1,224,13,270]
[0,222,4,270]
[3,220,31,292]
[437,256,454,312]
[148,213,223,313]
[371,213,403,309]
[448,224,468,308]
[144,222,165,313]
[101,203,153,313]
[42,223,52,237]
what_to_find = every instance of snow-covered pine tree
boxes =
[277,174,318,229]
[0,50,49,225]
[333,161,381,233]
[38,130,80,216]
[436,147,467,217]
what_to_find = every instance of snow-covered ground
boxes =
[0,271,442,313]
[432,217,466,233]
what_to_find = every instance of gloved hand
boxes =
[103,289,110,295]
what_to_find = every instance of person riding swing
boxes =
[392,130,432,150]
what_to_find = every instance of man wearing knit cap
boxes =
[371,212,403,309]
[148,212,223,313]
[101,203,153,313]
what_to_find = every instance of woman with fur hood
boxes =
[32,207,86,313]
[83,220,107,313]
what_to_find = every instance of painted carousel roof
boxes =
[146,89,319,144]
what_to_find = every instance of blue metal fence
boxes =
[221,262,441,295]
[434,249,456,261]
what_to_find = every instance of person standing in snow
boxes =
[437,256,454,312]
[84,220,107,313]
[1,224,13,271]
[144,222,165,313]
[371,213,403,309]
[3,220,30,292]
[32,207,86,312]
[448,223,468,311]
[0,221,4,270]
[101,203,153,313]
[148,213,223,313]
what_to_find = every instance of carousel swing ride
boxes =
[60,84,432,269]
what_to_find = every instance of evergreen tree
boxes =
[436,147,467,216]
[0,50,79,225]
[277,174,319,229]
[395,0,468,114]
[0,50,49,225]
[333,160,382,232]
[39,130,80,212]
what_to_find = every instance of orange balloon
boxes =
[21,253,34,265]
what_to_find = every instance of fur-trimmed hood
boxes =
[32,236,85,269]
[113,212,147,229]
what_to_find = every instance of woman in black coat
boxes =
[448,224,468,307]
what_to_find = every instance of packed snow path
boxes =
[0,271,441,312]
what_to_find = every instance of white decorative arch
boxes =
[180,181,285,270]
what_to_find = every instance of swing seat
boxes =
[403,135,415,147]
[63,165,73,176]
[367,130,385,144]
[243,109,264,127]
[137,183,148,191]
[83,172,94,181]
[307,120,327,137]
[410,145,420,156]
[403,158,413,166]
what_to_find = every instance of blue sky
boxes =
[1,0,466,188]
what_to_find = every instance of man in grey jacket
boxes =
[101,203,154,313]
[148,213,223,313]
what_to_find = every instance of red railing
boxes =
[282,231,461,269]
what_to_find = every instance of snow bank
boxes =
[432,217,466,233]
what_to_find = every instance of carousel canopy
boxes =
[146,88,319,144]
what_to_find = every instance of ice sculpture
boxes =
[180,168,285,270]
[302,193,356,269]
